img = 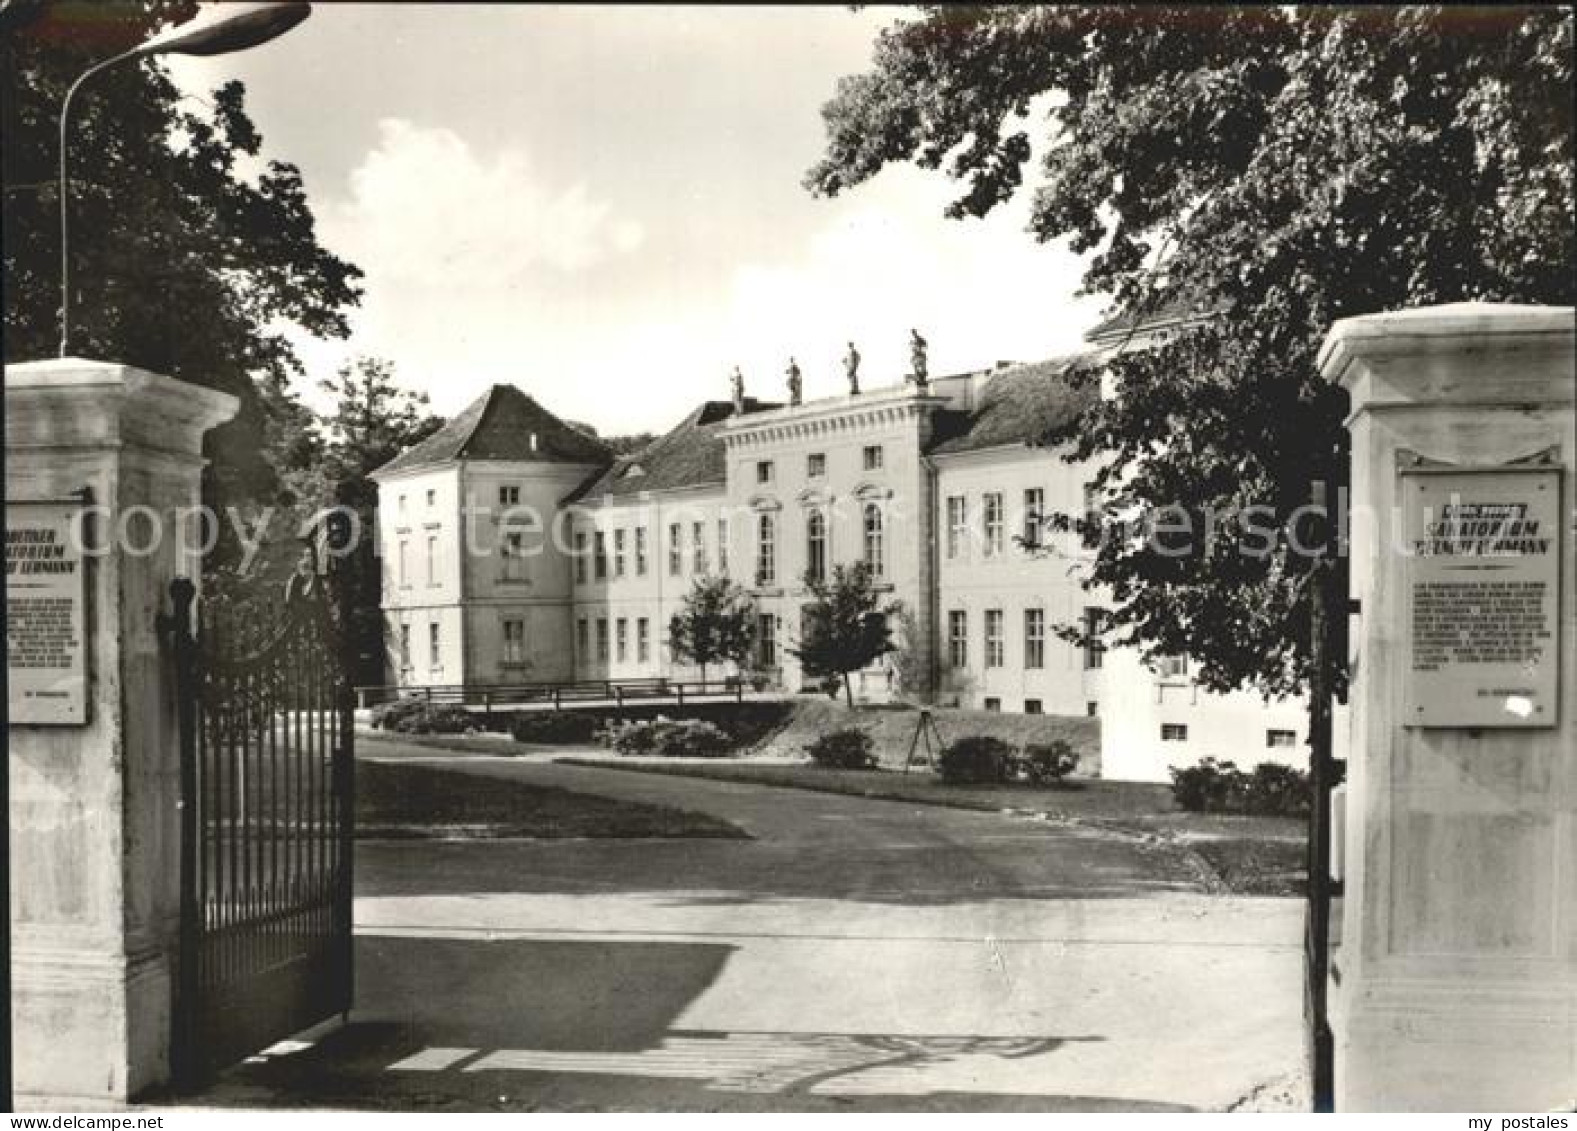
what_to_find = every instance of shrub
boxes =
[511,712,601,745]
[1015,741,1080,786]
[1170,757,1310,816]
[654,719,731,758]
[1244,762,1312,816]
[378,701,474,735]
[805,728,877,770]
[597,717,732,758]
[937,735,1014,785]
[370,696,428,731]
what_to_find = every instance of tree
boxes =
[791,562,899,708]
[317,357,444,685]
[3,1,363,550]
[807,6,1573,700]
[668,575,756,683]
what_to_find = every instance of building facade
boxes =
[372,329,1308,781]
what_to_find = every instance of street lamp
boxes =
[57,1,311,357]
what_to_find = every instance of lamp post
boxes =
[57,1,310,356]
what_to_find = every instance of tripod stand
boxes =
[901,708,945,775]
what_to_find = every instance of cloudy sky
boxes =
[170,4,1104,437]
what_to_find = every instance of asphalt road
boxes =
[191,739,1306,1112]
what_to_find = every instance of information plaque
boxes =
[1403,464,1561,728]
[6,499,89,725]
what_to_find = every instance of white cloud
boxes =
[323,119,645,289]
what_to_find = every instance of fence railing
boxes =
[355,677,754,713]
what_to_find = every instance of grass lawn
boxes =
[556,757,1307,896]
[356,758,748,840]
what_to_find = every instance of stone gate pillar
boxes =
[6,359,237,1108]
[1317,304,1575,1111]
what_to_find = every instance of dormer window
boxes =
[529,433,540,452]
[622,463,646,480]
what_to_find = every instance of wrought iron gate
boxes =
[169,570,355,1085]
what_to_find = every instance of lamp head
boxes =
[136,1,309,58]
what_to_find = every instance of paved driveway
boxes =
[197,742,1306,1112]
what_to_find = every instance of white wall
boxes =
[933,445,1101,716]
[569,486,734,681]
[1099,645,1309,782]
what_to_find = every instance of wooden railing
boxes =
[355,676,753,712]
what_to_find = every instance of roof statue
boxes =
[844,341,861,395]
[908,328,929,390]
[786,357,803,406]
[729,365,745,414]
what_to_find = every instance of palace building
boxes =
[370,320,1308,781]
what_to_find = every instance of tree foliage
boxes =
[3,1,362,540]
[808,5,1573,697]
[791,562,899,708]
[668,574,756,682]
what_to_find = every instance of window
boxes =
[983,492,1004,557]
[594,531,607,580]
[428,622,440,667]
[863,503,884,577]
[397,539,409,587]
[807,453,826,478]
[1025,699,1043,715]
[983,697,1001,712]
[426,535,438,586]
[1267,729,1297,749]
[947,610,968,668]
[1158,654,1189,680]
[637,618,650,663]
[635,527,648,575]
[946,495,966,559]
[717,518,730,575]
[1083,607,1107,670]
[984,609,1003,668]
[574,532,588,583]
[398,624,411,670]
[1161,723,1189,742]
[502,619,525,665]
[398,494,407,516]
[756,460,773,485]
[668,523,682,576]
[692,521,706,574]
[613,529,626,577]
[1087,701,1098,718]
[757,613,778,668]
[1023,487,1044,547]
[756,512,776,586]
[806,510,827,584]
[862,445,883,471]
[576,618,588,662]
[1024,609,1045,669]
[596,618,609,662]
[616,618,628,663]
[499,484,520,507]
[426,488,436,508]
[502,530,526,580]
[1082,483,1103,550]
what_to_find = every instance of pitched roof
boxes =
[1086,295,1212,338]
[566,397,781,502]
[373,384,612,476]
[926,357,1097,456]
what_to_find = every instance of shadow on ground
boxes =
[181,935,1192,1113]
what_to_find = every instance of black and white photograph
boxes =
[2,1,1573,1116]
